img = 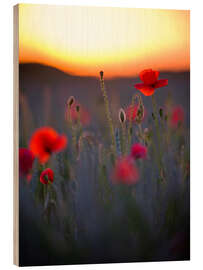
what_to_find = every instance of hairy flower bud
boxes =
[135,94,145,124]
[67,96,75,107]
[100,70,104,80]
[119,108,126,124]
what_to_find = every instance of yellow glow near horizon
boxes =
[19,4,190,77]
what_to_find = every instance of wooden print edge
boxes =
[13,4,19,266]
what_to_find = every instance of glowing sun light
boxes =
[19,4,190,78]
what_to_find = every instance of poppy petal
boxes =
[40,168,54,184]
[170,106,184,128]
[39,152,50,164]
[69,102,91,126]
[53,135,67,152]
[140,69,159,85]
[19,148,35,176]
[154,79,168,88]
[111,157,139,185]
[134,84,155,96]
[134,83,146,90]
[30,127,68,164]
[131,143,147,160]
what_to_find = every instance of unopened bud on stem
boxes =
[119,108,126,124]
[100,71,104,80]
[67,96,75,107]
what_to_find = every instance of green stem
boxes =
[100,74,116,158]
[128,94,136,151]
[151,95,165,181]
[71,126,77,158]
[138,123,143,144]
[66,104,78,158]
[121,123,127,155]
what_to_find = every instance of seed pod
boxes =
[67,96,75,107]
[118,108,126,124]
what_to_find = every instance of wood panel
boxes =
[13,4,19,266]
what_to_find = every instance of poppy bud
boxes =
[100,70,104,80]
[76,104,80,113]
[159,107,163,118]
[119,108,126,124]
[135,94,144,124]
[67,96,75,107]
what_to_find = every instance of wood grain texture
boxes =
[13,4,19,266]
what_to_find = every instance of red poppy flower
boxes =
[134,69,168,96]
[131,143,147,160]
[67,102,90,126]
[125,105,146,122]
[19,148,35,181]
[30,127,67,164]
[40,168,54,184]
[170,106,184,128]
[111,157,139,185]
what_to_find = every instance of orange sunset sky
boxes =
[19,4,190,78]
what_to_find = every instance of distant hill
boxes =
[19,63,98,85]
[20,62,189,81]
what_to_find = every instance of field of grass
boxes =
[19,64,190,266]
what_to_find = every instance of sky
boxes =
[19,4,190,78]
